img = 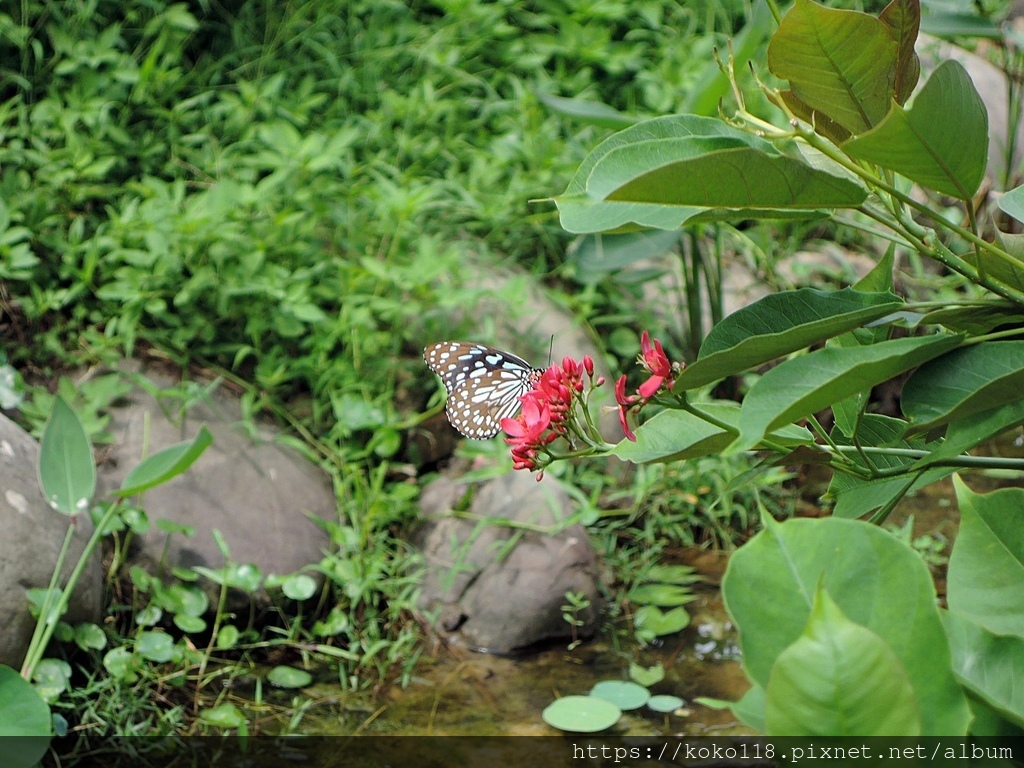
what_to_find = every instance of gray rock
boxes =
[0,413,103,668]
[95,363,335,606]
[414,471,603,653]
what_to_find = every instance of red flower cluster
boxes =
[501,355,600,476]
[616,331,679,442]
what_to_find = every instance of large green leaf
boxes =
[554,115,865,233]
[947,477,1024,637]
[768,0,897,136]
[598,146,867,210]
[844,60,988,200]
[611,403,813,464]
[675,288,903,390]
[38,396,96,515]
[0,665,51,768]
[902,342,1024,434]
[942,610,1024,729]
[765,587,921,735]
[723,516,971,735]
[731,334,963,453]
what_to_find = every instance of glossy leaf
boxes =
[844,61,988,199]
[117,426,213,497]
[765,587,921,735]
[554,115,865,234]
[38,396,95,515]
[731,334,962,453]
[612,403,813,464]
[902,342,1024,433]
[768,0,897,135]
[942,611,1024,729]
[947,478,1024,637]
[676,288,903,390]
[723,516,970,735]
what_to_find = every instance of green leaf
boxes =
[38,396,96,515]
[627,584,695,607]
[826,415,954,518]
[535,92,638,130]
[920,301,1024,335]
[117,426,213,497]
[267,666,313,689]
[629,662,665,687]
[599,146,867,211]
[0,665,52,767]
[998,184,1024,224]
[879,0,921,104]
[920,12,1003,39]
[768,0,897,135]
[200,702,247,729]
[281,574,318,601]
[567,230,681,282]
[765,587,921,735]
[542,695,621,733]
[73,623,107,652]
[647,694,685,713]
[902,342,1024,434]
[723,516,970,735]
[137,631,175,663]
[947,477,1024,637]
[634,605,691,637]
[732,334,962,453]
[942,611,1024,729]
[916,399,1024,470]
[554,115,864,234]
[676,288,904,390]
[611,403,813,464]
[844,60,988,199]
[590,680,650,710]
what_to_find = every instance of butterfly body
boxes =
[424,341,544,439]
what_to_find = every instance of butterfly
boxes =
[424,341,544,439]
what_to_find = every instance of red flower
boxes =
[637,331,673,399]
[615,374,638,442]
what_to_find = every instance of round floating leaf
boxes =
[542,695,621,733]
[267,666,313,689]
[590,680,650,710]
[648,695,685,713]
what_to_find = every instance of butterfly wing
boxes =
[424,342,542,439]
